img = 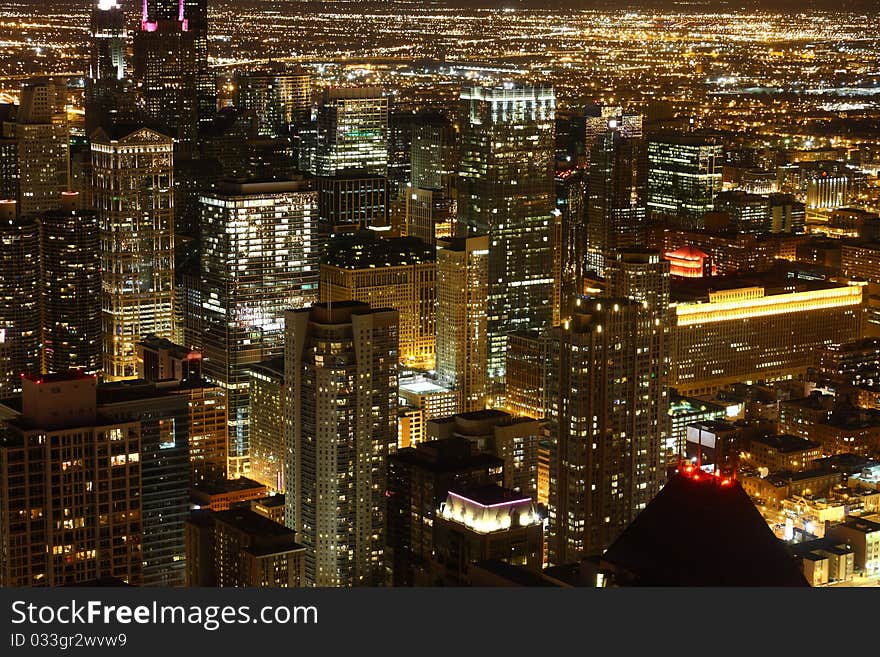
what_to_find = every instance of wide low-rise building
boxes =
[671,273,864,396]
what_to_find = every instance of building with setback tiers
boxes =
[320,232,435,369]
[284,302,399,586]
[548,298,667,564]
[457,84,555,399]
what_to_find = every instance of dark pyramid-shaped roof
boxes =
[599,473,809,586]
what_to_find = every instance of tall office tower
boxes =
[405,111,456,243]
[15,78,69,215]
[647,134,723,229]
[319,232,435,369]
[584,107,642,167]
[0,200,40,396]
[605,249,672,464]
[201,179,319,478]
[435,236,489,412]
[0,373,142,586]
[386,437,504,586]
[136,335,228,484]
[90,1,127,82]
[671,273,864,396]
[555,168,588,323]
[284,302,399,587]
[505,330,551,420]
[585,116,647,273]
[548,297,667,564]
[134,0,205,151]
[316,87,388,177]
[235,67,312,137]
[86,0,127,135]
[316,87,389,232]
[91,127,175,380]
[247,357,285,493]
[458,84,556,399]
[98,379,190,587]
[388,110,417,198]
[38,192,102,375]
[317,172,388,231]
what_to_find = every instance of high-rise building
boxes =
[555,168,588,324]
[647,134,723,229]
[91,127,175,380]
[585,115,647,273]
[0,135,20,201]
[405,111,456,242]
[315,87,389,232]
[0,373,143,586]
[671,274,864,396]
[134,0,212,150]
[136,335,228,484]
[98,379,191,587]
[386,437,504,586]
[90,1,126,82]
[435,235,489,412]
[317,173,388,232]
[15,78,69,216]
[200,179,319,478]
[319,232,435,369]
[549,296,668,564]
[316,87,388,178]
[0,200,40,397]
[186,508,306,587]
[458,84,556,396]
[284,301,399,587]
[505,330,551,420]
[713,190,772,233]
[427,410,541,500]
[38,192,102,375]
[247,357,286,493]
[235,67,312,137]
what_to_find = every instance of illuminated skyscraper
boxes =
[15,78,69,216]
[435,235,489,412]
[90,1,127,82]
[38,192,102,375]
[458,84,556,397]
[86,2,129,137]
[319,232,435,369]
[585,115,647,273]
[386,438,504,586]
[247,357,286,493]
[316,87,388,177]
[235,67,312,137]
[647,134,723,229]
[200,179,319,478]
[0,373,143,586]
[284,301,399,587]
[91,126,175,380]
[0,200,40,396]
[548,295,668,564]
[315,87,389,232]
[134,0,213,150]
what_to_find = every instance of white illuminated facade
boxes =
[439,490,541,534]
[92,127,175,380]
[200,180,319,478]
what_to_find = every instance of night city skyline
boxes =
[0,0,879,594]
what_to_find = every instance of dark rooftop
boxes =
[599,473,809,586]
[321,231,435,269]
[751,433,821,453]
